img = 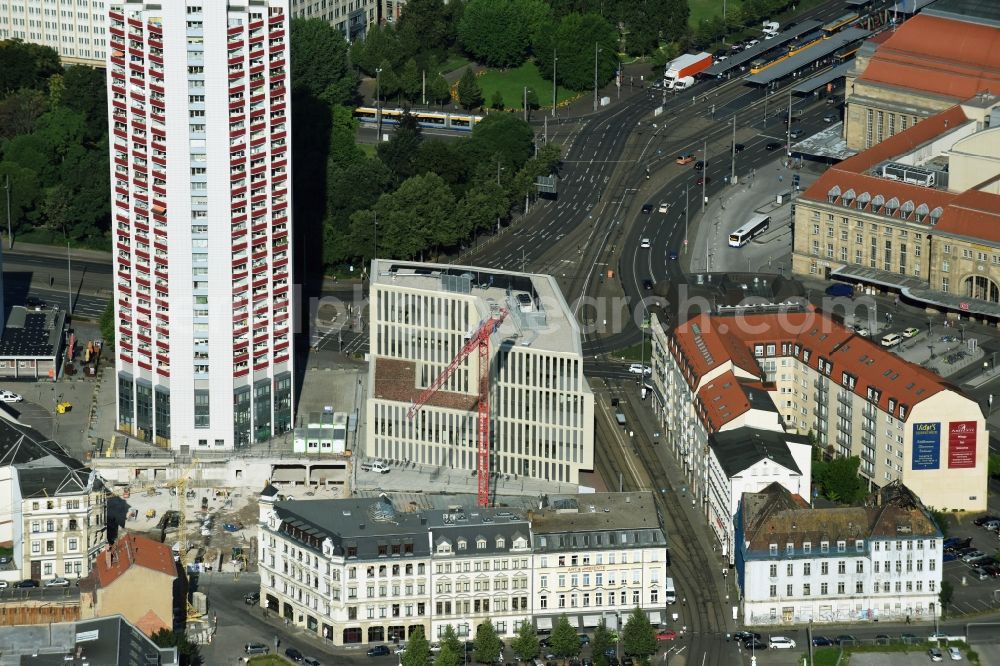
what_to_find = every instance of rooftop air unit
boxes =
[881,162,936,187]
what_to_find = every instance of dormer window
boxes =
[496,537,506,549]
[477,538,487,549]
[436,541,452,554]
[457,539,467,551]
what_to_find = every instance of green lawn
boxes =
[437,52,472,76]
[247,656,293,666]
[615,338,652,363]
[688,0,742,26]
[358,142,377,157]
[476,62,581,111]
[809,649,840,666]
[15,228,111,252]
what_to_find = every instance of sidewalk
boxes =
[7,240,112,264]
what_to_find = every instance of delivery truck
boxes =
[664,52,712,88]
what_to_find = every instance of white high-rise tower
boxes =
[107,0,294,451]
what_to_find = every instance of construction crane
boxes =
[407,308,508,507]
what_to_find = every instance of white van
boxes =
[665,577,676,604]
[880,332,902,348]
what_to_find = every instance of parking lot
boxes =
[940,513,1000,617]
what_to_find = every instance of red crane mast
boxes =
[406,308,508,507]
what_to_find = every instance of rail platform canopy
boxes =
[745,27,871,85]
[704,19,823,77]
[791,61,854,94]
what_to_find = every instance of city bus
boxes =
[728,214,771,247]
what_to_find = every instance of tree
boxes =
[0,162,42,234]
[591,619,614,666]
[814,456,866,504]
[939,580,954,617]
[465,113,535,170]
[99,301,115,348]
[149,628,202,666]
[536,12,616,91]
[400,58,423,103]
[414,140,470,190]
[549,614,580,658]
[456,68,483,110]
[351,23,402,76]
[61,65,108,138]
[402,627,432,666]
[525,88,540,111]
[0,88,47,139]
[622,607,657,663]
[510,621,539,663]
[290,18,358,105]
[396,0,453,62]
[428,72,452,106]
[456,181,506,235]
[989,452,1000,478]
[434,625,463,666]
[375,59,401,103]
[458,0,538,68]
[490,89,505,110]
[473,620,502,665]
[0,40,61,94]
[377,111,423,185]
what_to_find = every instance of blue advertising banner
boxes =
[912,422,941,470]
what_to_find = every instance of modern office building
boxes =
[792,97,1000,320]
[256,492,667,647]
[0,0,108,67]
[365,260,594,485]
[650,310,988,513]
[737,482,942,625]
[107,1,294,451]
[844,0,1000,151]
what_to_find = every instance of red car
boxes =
[656,630,677,641]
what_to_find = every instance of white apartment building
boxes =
[0,419,107,584]
[706,427,811,564]
[257,492,667,647]
[366,261,594,485]
[107,1,294,451]
[650,310,988,513]
[531,494,669,631]
[737,482,942,625]
[0,0,108,67]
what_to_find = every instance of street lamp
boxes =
[3,174,11,249]
[552,49,558,118]
[375,67,383,143]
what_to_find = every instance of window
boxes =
[769,564,778,577]
[821,582,828,595]
[837,561,846,574]
[821,562,829,575]
[769,585,777,598]
[803,563,811,576]
[769,544,778,556]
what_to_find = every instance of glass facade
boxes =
[117,373,134,431]
[274,371,292,434]
[155,388,171,444]
[135,381,153,442]
[253,379,271,443]
[234,386,251,448]
[194,389,210,429]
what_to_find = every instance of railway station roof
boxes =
[703,20,823,77]
[790,61,853,94]
[745,27,872,85]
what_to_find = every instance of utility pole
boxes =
[421,70,426,106]
[552,49,558,118]
[684,184,689,254]
[701,138,707,212]
[786,91,793,154]
[66,241,72,315]
[3,174,10,249]
[523,86,527,122]
[731,115,736,185]
[375,67,383,143]
[373,210,378,261]
[593,42,599,111]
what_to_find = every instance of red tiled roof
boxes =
[93,534,177,589]
[133,609,169,636]
[858,14,1000,100]
[672,312,948,430]
[934,189,1000,243]
[697,371,752,431]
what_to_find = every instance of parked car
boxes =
[284,647,304,662]
[577,634,590,645]
[970,567,990,580]
[769,637,796,649]
[733,631,761,642]
[656,630,677,641]
[44,577,70,588]
[811,636,832,646]
[836,635,857,646]
[981,519,1000,530]
[245,643,269,656]
[244,591,260,604]
[16,579,38,588]
[928,648,944,662]
[0,390,23,403]
[0,581,8,590]
[367,645,390,657]
[902,327,920,338]
[744,638,768,651]
[628,364,651,375]
[973,515,1000,526]
[303,658,322,666]
[875,634,891,645]
[962,550,986,562]
[948,646,963,661]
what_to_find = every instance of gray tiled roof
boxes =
[530,493,667,551]
[427,507,531,555]
[0,417,98,498]
[709,427,805,478]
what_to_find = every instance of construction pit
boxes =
[110,481,345,571]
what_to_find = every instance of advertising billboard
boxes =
[948,421,977,469]
[911,422,940,470]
